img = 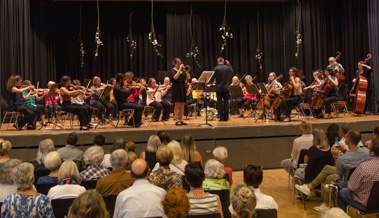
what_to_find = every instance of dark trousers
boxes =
[72,103,93,123]
[36,104,45,118]
[149,101,170,120]
[275,95,302,118]
[216,91,230,121]
[62,101,89,127]
[324,96,340,114]
[91,99,114,119]
[11,105,38,128]
[237,98,255,110]
[230,96,242,115]
[110,101,118,118]
[46,104,61,118]
[119,102,143,124]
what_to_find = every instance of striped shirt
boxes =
[187,193,218,215]
[348,156,379,206]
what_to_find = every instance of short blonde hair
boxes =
[0,159,22,184]
[58,160,80,182]
[126,152,138,171]
[0,139,12,157]
[44,151,62,171]
[156,146,173,166]
[92,76,100,85]
[35,139,55,164]
[167,140,183,165]
[126,141,136,152]
[212,147,228,162]
[300,120,312,134]
[48,81,55,87]
[147,135,161,153]
[11,162,34,191]
[231,184,257,218]
[204,159,225,179]
[68,190,109,218]
[83,146,104,167]
[313,128,330,150]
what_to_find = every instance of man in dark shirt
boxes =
[113,73,143,127]
[213,57,233,121]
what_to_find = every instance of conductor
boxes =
[213,57,233,121]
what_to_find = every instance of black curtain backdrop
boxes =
[0,0,372,110]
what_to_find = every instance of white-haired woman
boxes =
[47,160,86,200]
[0,139,12,170]
[139,135,161,170]
[80,146,110,181]
[32,139,55,171]
[203,159,230,191]
[181,133,203,167]
[152,140,188,175]
[37,151,62,184]
[1,163,54,217]
[213,146,233,185]
[230,183,257,218]
[0,159,22,202]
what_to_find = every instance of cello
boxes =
[271,71,301,110]
[333,51,346,85]
[257,74,283,111]
[310,68,334,109]
[352,54,372,114]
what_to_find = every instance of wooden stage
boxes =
[1,112,378,169]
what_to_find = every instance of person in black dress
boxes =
[170,58,191,126]
[213,57,233,121]
[352,61,373,114]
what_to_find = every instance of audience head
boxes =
[369,138,379,156]
[167,140,183,165]
[147,135,161,153]
[322,207,351,218]
[213,146,228,164]
[185,162,204,188]
[161,189,190,218]
[346,130,361,146]
[67,190,108,218]
[111,137,126,153]
[204,159,225,179]
[0,159,22,185]
[230,183,257,218]
[67,132,79,146]
[93,135,105,146]
[83,146,104,167]
[35,139,55,164]
[11,162,34,191]
[339,124,352,139]
[243,165,263,188]
[0,139,12,157]
[43,151,62,172]
[313,128,330,150]
[326,123,340,146]
[58,160,80,182]
[300,120,312,134]
[157,131,171,146]
[131,159,149,180]
[182,133,196,161]
[373,127,379,138]
[126,152,138,171]
[110,149,128,168]
[126,141,136,152]
[156,146,173,167]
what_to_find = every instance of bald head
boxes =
[131,159,149,180]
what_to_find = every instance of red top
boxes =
[62,94,71,102]
[127,89,141,103]
[224,166,233,186]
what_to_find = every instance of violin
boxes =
[123,81,143,90]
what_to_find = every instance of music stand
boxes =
[100,86,112,98]
[229,85,244,97]
[83,79,91,88]
[197,71,215,127]
[254,83,272,122]
[243,84,259,119]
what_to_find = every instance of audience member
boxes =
[57,132,83,167]
[149,146,182,190]
[364,126,379,146]
[101,137,126,169]
[281,120,313,171]
[337,124,352,155]
[230,183,257,218]
[153,140,188,175]
[126,152,138,171]
[37,151,61,184]
[96,149,134,196]
[185,162,223,217]
[1,163,54,217]
[203,159,230,191]
[157,131,171,146]
[182,133,203,166]
[126,141,136,153]
[337,138,379,212]
[139,135,161,170]
[80,146,110,181]
[326,123,340,147]
[322,207,351,218]
[114,159,167,217]
[161,189,190,218]
[93,135,108,154]
[32,139,55,171]
[213,146,233,185]
[67,190,109,218]
[0,159,22,202]
[47,160,86,200]
[0,139,12,170]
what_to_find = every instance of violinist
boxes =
[45,81,62,121]
[304,71,323,91]
[327,57,345,74]
[237,75,257,118]
[229,76,242,115]
[314,68,339,119]
[72,80,94,123]
[21,80,49,128]
[273,67,302,122]
[266,72,283,94]
[6,75,38,130]
[60,76,91,130]
[352,61,373,114]
[161,77,172,104]
[146,78,171,121]
[90,76,115,122]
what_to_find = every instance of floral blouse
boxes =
[203,178,230,191]
[148,167,183,191]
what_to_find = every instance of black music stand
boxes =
[243,84,259,119]
[197,71,215,127]
[95,86,116,130]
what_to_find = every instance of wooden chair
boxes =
[51,198,76,218]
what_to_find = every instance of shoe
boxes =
[80,127,89,130]
[134,123,142,128]
[323,183,338,193]
[13,124,22,130]
[27,126,36,130]
[175,121,182,126]
[295,184,311,196]
[180,121,187,125]
[325,116,332,119]
[238,114,244,118]
[185,116,190,120]
[282,118,291,122]
[42,123,48,127]
[314,203,329,212]
[152,119,158,122]
[162,119,169,121]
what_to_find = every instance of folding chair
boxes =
[332,84,348,117]
[115,109,135,128]
[299,88,314,118]
[1,111,19,130]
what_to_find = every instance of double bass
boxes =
[333,51,346,85]
[271,71,302,110]
[351,54,372,114]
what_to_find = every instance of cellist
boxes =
[266,72,283,95]
[273,67,302,122]
[352,61,373,114]
[304,71,323,91]
[314,68,339,119]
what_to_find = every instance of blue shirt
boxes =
[0,159,11,171]
[327,63,344,73]
[37,176,59,184]
[337,146,370,182]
